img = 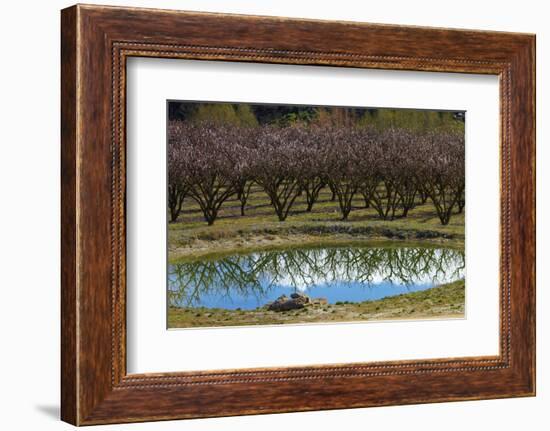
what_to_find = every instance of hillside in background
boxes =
[168,101,465,132]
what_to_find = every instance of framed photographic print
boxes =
[61,4,536,425]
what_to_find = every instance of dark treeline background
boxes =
[168,101,465,133]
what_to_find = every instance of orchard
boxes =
[167,121,465,226]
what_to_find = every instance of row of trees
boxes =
[168,121,465,226]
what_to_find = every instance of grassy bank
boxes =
[168,279,465,328]
[169,185,464,262]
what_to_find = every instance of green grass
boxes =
[168,186,464,262]
[168,279,465,328]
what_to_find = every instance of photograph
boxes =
[50,2,536,426]
[166,101,466,328]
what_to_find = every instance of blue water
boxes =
[168,245,464,310]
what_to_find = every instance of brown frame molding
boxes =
[61,4,535,425]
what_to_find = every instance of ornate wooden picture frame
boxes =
[61,4,535,425]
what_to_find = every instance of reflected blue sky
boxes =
[168,245,464,310]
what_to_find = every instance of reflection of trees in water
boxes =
[169,257,269,308]
[168,247,465,307]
